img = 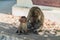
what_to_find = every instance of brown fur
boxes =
[18,16,28,34]
[27,7,44,32]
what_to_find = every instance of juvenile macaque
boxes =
[16,16,28,34]
[27,7,44,34]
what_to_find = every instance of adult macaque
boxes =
[27,7,44,34]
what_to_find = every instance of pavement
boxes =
[0,13,59,40]
[0,0,60,40]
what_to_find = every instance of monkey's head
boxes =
[19,16,27,23]
[29,7,43,17]
[33,9,40,17]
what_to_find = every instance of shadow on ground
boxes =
[0,22,60,40]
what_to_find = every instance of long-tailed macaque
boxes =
[27,7,44,34]
[16,16,28,34]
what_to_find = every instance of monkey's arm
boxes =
[37,16,44,32]
[27,13,31,22]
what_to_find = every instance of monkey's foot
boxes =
[17,33,21,35]
[23,32,29,35]
[33,31,39,35]
[16,30,18,33]
[38,30,43,32]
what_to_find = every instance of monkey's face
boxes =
[22,18,27,23]
[33,9,40,17]
[20,18,27,23]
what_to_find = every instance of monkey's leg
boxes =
[17,26,22,35]
[16,29,21,33]
[27,22,33,32]
[33,23,43,34]
[16,30,18,33]
[36,25,43,32]
[23,26,28,35]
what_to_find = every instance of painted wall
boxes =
[32,0,60,7]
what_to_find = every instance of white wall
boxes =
[12,4,60,24]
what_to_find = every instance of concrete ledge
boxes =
[17,0,33,7]
[12,4,31,17]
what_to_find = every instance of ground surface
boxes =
[0,0,60,40]
[0,13,59,40]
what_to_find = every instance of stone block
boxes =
[12,4,31,17]
[17,0,33,7]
